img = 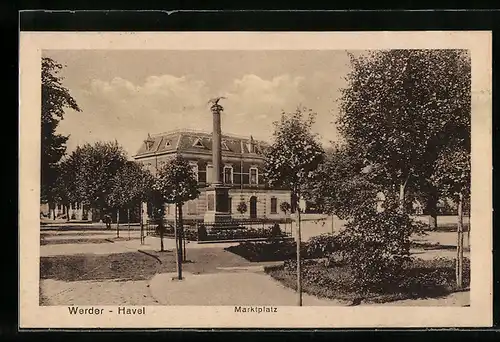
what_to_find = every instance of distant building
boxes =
[133,129,292,221]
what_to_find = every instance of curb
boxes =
[138,249,163,264]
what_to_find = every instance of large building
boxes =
[133,129,292,221]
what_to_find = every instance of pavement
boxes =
[148,271,345,306]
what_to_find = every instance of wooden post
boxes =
[456,192,464,288]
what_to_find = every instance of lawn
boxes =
[265,257,470,304]
[40,248,253,282]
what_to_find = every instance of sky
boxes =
[43,49,354,158]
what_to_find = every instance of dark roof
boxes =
[134,129,269,158]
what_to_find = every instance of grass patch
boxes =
[40,248,253,282]
[434,222,470,232]
[40,237,141,245]
[265,257,470,304]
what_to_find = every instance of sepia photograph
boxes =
[19,31,492,328]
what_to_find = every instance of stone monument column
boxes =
[204,97,231,224]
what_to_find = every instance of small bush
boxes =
[197,225,207,241]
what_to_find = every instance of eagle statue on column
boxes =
[208,96,226,114]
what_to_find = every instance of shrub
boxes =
[339,206,427,293]
[271,223,282,237]
[306,233,341,259]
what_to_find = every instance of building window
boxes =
[228,197,232,214]
[221,140,230,151]
[206,164,213,184]
[250,167,258,185]
[270,197,278,214]
[224,165,233,184]
[189,162,199,182]
[164,139,171,148]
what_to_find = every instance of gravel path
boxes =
[40,278,160,306]
[149,271,346,306]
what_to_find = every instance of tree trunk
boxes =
[399,173,411,213]
[296,192,302,307]
[127,208,131,241]
[116,209,120,238]
[456,192,464,289]
[426,191,439,230]
[177,203,184,278]
[66,205,70,222]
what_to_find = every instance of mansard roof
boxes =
[134,129,269,158]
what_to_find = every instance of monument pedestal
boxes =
[204,185,232,224]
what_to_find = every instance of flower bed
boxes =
[265,257,470,304]
[157,224,290,242]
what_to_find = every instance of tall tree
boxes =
[108,161,154,238]
[264,107,324,306]
[70,141,128,219]
[338,49,471,213]
[154,154,200,279]
[41,57,81,203]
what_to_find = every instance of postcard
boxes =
[19,31,492,329]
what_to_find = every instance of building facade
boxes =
[133,129,292,222]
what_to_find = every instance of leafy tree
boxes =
[41,57,81,204]
[108,161,154,238]
[430,146,470,288]
[70,141,128,219]
[338,49,471,213]
[153,154,200,279]
[52,156,80,221]
[264,107,324,306]
[303,144,379,219]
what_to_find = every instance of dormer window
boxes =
[144,134,155,151]
[164,139,171,148]
[221,140,230,151]
[193,138,204,148]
